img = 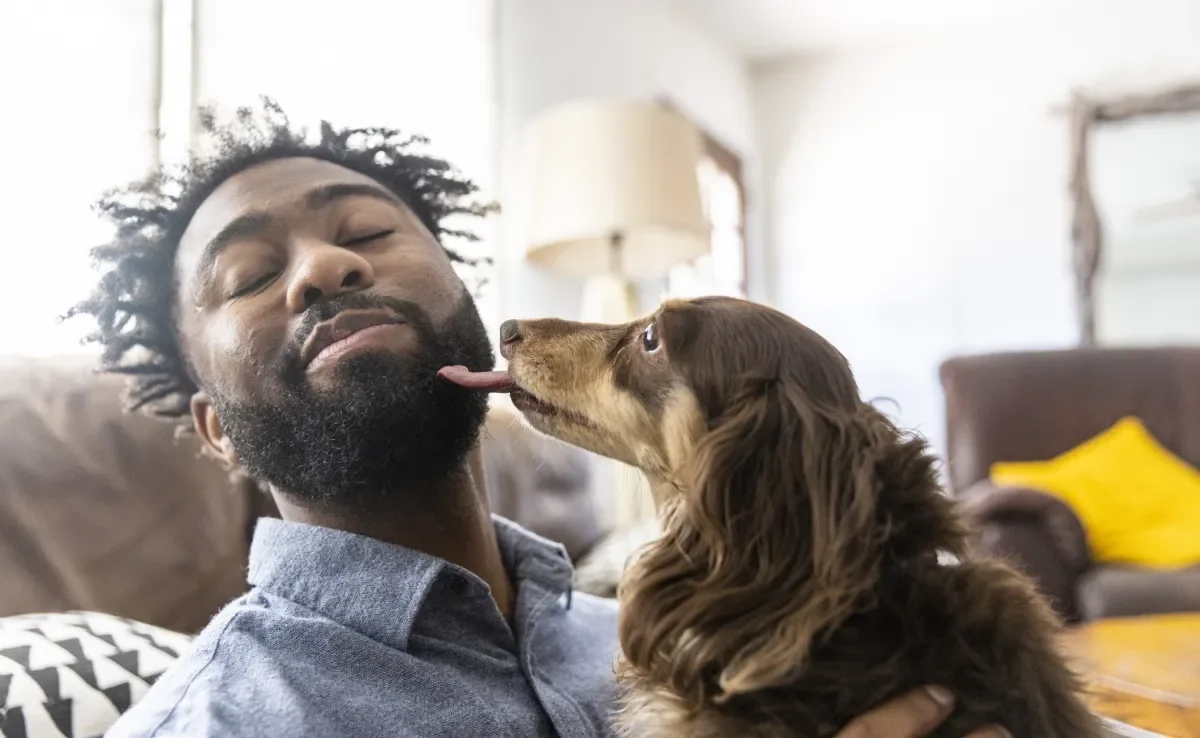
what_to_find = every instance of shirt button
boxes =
[445,575,469,596]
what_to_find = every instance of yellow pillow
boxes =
[990,416,1200,569]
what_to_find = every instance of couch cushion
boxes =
[482,403,602,561]
[1076,566,1200,621]
[0,357,251,633]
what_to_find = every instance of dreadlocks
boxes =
[67,98,494,424]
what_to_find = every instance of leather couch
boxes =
[0,356,603,634]
[940,347,1200,623]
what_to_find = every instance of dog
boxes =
[449,296,1103,737]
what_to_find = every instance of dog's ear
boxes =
[619,376,908,705]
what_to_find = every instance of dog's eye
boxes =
[641,323,661,353]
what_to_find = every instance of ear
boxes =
[618,377,890,706]
[190,392,238,468]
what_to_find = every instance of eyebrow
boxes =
[192,182,405,293]
[305,182,403,210]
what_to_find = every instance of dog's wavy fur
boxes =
[502,297,1102,737]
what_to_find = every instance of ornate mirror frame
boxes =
[1064,82,1200,345]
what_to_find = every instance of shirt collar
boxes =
[493,516,575,606]
[247,515,575,649]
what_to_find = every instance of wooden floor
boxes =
[1061,613,1200,737]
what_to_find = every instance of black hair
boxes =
[67,98,494,424]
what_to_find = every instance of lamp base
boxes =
[579,273,655,529]
[580,272,640,323]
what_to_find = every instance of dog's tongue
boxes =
[438,365,515,393]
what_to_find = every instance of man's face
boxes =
[175,157,493,509]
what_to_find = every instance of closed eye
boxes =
[229,272,279,299]
[340,229,395,247]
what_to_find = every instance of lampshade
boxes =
[522,99,709,281]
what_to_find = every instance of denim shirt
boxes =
[106,517,620,737]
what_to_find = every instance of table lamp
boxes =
[520,99,710,527]
[522,99,709,323]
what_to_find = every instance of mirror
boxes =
[1064,83,1200,345]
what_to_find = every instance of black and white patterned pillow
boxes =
[0,611,192,738]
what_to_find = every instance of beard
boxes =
[210,291,493,512]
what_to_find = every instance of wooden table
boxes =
[1061,613,1200,736]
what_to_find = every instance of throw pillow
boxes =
[0,611,192,738]
[990,416,1200,568]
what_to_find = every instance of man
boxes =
[75,101,1006,737]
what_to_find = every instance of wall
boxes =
[752,0,1200,458]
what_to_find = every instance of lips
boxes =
[509,388,562,417]
[301,309,406,371]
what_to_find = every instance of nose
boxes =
[285,242,375,313]
[499,319,521,360]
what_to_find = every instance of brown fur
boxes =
[502,297,1103,738]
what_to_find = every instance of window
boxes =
[665,114,747,300]
[0,0,499,357]
[0,1,159,356]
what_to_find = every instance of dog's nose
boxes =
[500,319,521,344]
[499,319,522,360]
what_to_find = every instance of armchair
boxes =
[939,347,1200,622]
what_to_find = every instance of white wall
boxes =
[753,0,1200,457]
[495,0,760,324]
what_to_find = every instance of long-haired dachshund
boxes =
[443,296,1102,737]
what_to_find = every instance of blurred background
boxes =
[6,0,1200,462]
[2,2,1200,704]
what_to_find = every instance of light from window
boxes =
[0,1,158,357]
[667,156,745,299]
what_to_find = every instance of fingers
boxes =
[834,686,1013,738]
[835,686,955,738]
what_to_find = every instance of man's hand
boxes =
[835,686,1012,738]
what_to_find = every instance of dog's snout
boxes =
[499,319,522,360]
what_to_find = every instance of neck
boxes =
[271,449,515,622]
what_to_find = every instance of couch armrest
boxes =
[960,481,1091,622]
[962,482,1091,572]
